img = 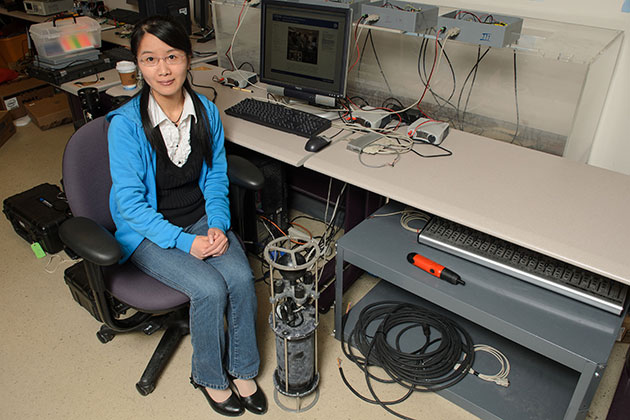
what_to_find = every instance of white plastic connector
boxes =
[364,14,380,24]
[492,377,510,387]
[445,27,461,38]
[248,0,261,6]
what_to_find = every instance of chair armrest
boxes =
[59,217,121,266]
[227,155,265,191]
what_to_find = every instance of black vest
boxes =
[155,128,205,228]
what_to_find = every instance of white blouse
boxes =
[147,90,197,167]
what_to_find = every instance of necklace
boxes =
[150,90,184,126]
[170,108,184,127]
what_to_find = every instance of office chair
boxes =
[59,116,264,396]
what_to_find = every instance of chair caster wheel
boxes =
[136,381,155,396]
[96,328,115,343]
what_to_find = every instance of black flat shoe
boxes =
[235,381,268,415]
[191,378,244,417]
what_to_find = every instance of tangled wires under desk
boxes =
[338,301,475,420]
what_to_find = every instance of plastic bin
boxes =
[29,16,101,58]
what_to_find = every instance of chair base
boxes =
[96,307,190,396]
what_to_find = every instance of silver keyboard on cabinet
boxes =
[418,215,628,315]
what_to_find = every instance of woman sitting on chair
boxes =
[106,15,267,416]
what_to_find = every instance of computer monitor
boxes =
[138,0,192,35]
[193,0,214,42]
[260,0,352,107]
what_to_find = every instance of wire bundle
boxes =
[339,301,475,420]
[468,344,510,387]
[369,208,430,233]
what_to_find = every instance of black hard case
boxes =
[2,183,70,254]
[64,261,103,322]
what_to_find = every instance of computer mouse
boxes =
[304,135,331,152]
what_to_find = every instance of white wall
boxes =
[412,0,630,174]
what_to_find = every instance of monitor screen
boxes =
[138,0,191,35]
[260,0,352,102]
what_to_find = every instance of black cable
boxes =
[389,135,452,159]
[349,96,370,107]
[189,71,218,102]
[382,97,404,109]
[435,40,457,111]
[456,46,491,130]
[287,310,304,327]
[367,30,393,96]
[358,23,371,71]
[417,33,458,117]
[339,302,475,420]
[356,29,392,96]
[511,50,520,144]
[328,128,345,139]
[462,47,483,128]
[290,214,322,224]
[238,61,255,72]
[410,141,453,158]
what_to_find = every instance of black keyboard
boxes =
[103,47,135,63]
[106,9,141,25]
[418,215,628,315]
[224,98,332,138]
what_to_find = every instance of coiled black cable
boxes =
[339,301,475,420]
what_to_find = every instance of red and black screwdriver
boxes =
[407,252,465,286]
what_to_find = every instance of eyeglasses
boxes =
[139,53,187,67]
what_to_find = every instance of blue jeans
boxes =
[130,216,260,390]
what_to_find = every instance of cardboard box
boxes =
[0,33,28,68]
[0,77,55,120]
[0,110,17,148]
[25,93,72,130]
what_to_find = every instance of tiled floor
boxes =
[1,120,627,420]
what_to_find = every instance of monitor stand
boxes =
[287,99,340,121]
[194,28,215,43]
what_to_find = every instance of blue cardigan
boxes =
[106,93,230,263]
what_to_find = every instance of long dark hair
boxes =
[130,15,213,166]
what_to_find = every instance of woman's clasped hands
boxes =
[191,228,229,259]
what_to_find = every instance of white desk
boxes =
[59,68,122,95]
[305,130,630,286]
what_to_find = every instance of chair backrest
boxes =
[62,116,115,231]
